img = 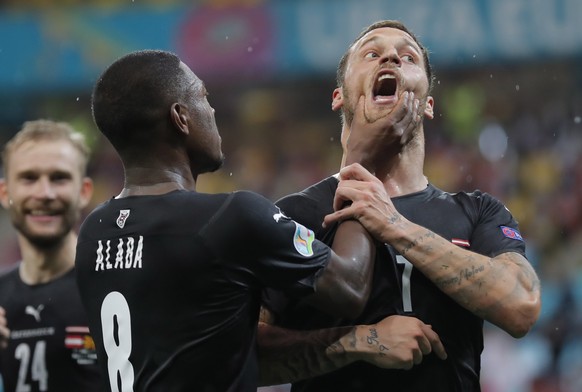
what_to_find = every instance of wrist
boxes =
[325,326,360,368]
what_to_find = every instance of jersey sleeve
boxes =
[264,180,339,320]
[275,177,337,239]
[464,191,527,258]
[199,191,331,297]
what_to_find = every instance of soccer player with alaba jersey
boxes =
[76,50,380,392]
[76,190,357,391]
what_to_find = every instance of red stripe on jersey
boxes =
[66,326,90,333]
[65,335,85,348]
[451,238,470,247]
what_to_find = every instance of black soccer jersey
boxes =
[75,190,332,392]
[263,176,527,392]
[0,266,101,392]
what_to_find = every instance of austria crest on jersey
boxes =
[293,222,315,256]
[117,209,130,229]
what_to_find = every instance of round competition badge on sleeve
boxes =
[500,226,524,241]
[293,222,315,257]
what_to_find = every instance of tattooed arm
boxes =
[324,163,541,338]
[257,307,446,386]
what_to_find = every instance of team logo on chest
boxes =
[116,209,131,228]
[25,304,44,322]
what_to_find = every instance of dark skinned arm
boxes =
[303,219,375,318]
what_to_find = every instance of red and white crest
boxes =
[116,209,131,229]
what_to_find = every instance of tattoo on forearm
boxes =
[388,214,401,225]
[400,230,437,256]
[436,264,486,288]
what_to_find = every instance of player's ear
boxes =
[332,87,344,112]
[78,177,94,210]
[424,96,434,119]
[170,103,190,135]
[0,179,9,210]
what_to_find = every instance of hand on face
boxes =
[343,91,423,170]
[351,315,447,369]
[323,163,403,243]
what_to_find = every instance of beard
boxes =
[340,85,356,127]
[10,209,77,249]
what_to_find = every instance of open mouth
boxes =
[373,74,397,101]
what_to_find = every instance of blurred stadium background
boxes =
[0,0,581,391]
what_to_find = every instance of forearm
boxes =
[257,321,355,386]
[389,219,540,337]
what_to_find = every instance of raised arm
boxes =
[324,164,541,338]
[257,307,446,386]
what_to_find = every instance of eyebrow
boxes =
[357,35,422,56]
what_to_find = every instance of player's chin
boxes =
[26,231,69,249]
[205,154,226,174]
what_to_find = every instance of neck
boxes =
[341,131,428,198]
[18,232,77,285]
[118,166,196,197]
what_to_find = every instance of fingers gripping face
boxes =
[349,91,424,150]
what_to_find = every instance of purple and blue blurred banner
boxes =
[0,0,580,93]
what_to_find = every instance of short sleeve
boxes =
[199,191,331,297]
[466,191,527,258]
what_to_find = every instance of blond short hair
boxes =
[1,119,90,176]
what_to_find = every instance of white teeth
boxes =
[30,210,51,216]
[378,74,395,81]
